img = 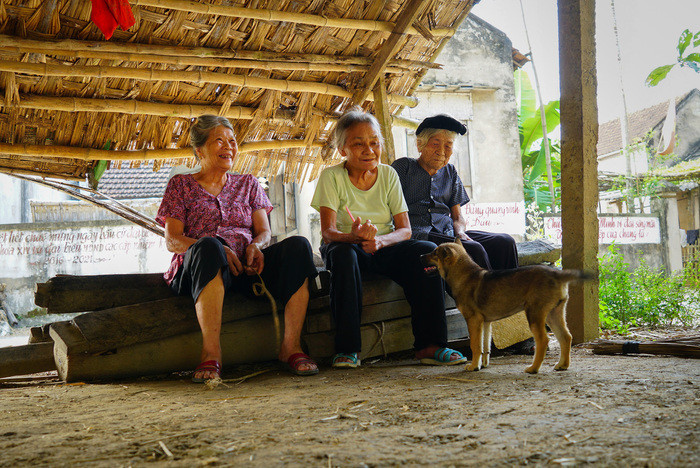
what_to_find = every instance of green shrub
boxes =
[598,244,700,333]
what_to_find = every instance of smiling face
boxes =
[417,130,455,175]
[339,122,382,173]
[195,125,238,173]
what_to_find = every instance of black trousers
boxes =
[171,236,318,306]
[427,230,519,270]
[321,239,447,354]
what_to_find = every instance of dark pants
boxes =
[171,236,318,306]
[321,239,447,354]
[427,230,519,270]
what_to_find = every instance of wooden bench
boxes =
[0,240,560,382]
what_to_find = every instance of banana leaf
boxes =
[515,69,536,126]
[520,100,560,153]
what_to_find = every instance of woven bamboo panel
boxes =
[0,0,475,182]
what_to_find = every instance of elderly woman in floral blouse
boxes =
[157,115,319,382]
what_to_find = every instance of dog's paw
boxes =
[481,355,490,368]
[465,363,481,372]
[554,364,569,371]
[524,366,539,374]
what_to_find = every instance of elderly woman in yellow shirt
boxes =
[311,107,466,368]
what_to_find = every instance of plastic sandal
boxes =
[419,347,467,366]
[332,352,361,368]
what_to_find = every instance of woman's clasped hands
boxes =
[351,216,382,254]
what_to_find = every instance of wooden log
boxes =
[49,293,277,356]
[0,342,56,379]
[306,299,411,334]
[51,315,280,382]
[304,316,415,360]
[28,324,53,344]
[35,273,174,314]
[590,340,700,358]
[46,270,328,355]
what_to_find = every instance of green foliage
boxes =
[646,29,700,86]
[598,244,700,334]
[516,70,562,213]
[514,69,536,126]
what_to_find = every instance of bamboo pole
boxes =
[0,59,417,107]
[0,140,325,161]
[0,93,296,121]
[373,76,396,164]
[0,34,435,71]
[0,38,402,74]
[130,0,456,37]
[0,167,84,181]
[352,0,430,105]
[0,93,419,128]
[397,2,476,115]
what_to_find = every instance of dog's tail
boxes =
[556,269,598,283]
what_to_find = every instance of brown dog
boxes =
[421,239,594,374]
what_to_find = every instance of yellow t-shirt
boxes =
[311,163,408,236]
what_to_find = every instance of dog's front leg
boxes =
[465,314,484,371]
[481,322,491,368]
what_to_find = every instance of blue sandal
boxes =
[332,352,360,368]
[419,348,467,366]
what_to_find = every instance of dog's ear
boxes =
[453,238,466,252]
[454,237,460,244]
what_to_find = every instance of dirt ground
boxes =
[1,330,698,467]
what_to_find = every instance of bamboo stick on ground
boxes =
[590,339,700,358]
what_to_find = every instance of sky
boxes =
[472,0,700,124]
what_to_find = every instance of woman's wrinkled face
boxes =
[418,131,455,173]
[340,122,382,173]
[196,125,238,172]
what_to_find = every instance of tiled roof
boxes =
[597,100,674,156]
[98,163,172,200]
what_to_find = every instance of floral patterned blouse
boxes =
[156,173,273,284]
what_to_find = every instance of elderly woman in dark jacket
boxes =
[157,115,319,382]
[391,114,518,271]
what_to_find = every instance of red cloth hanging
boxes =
[90,0,135,40]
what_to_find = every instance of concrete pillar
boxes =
[657,194,683,273]
[558,0,599,344]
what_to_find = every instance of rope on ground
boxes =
[252,272,281,355]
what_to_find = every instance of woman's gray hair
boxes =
[416,128,458,152]
[190,115,235,157]
[334,106,384,149]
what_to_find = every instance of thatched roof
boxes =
[0,0,476,185]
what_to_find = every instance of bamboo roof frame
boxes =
[0,0,477,184]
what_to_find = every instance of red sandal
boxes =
[192,360,221,383]
[285,353,319,376]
